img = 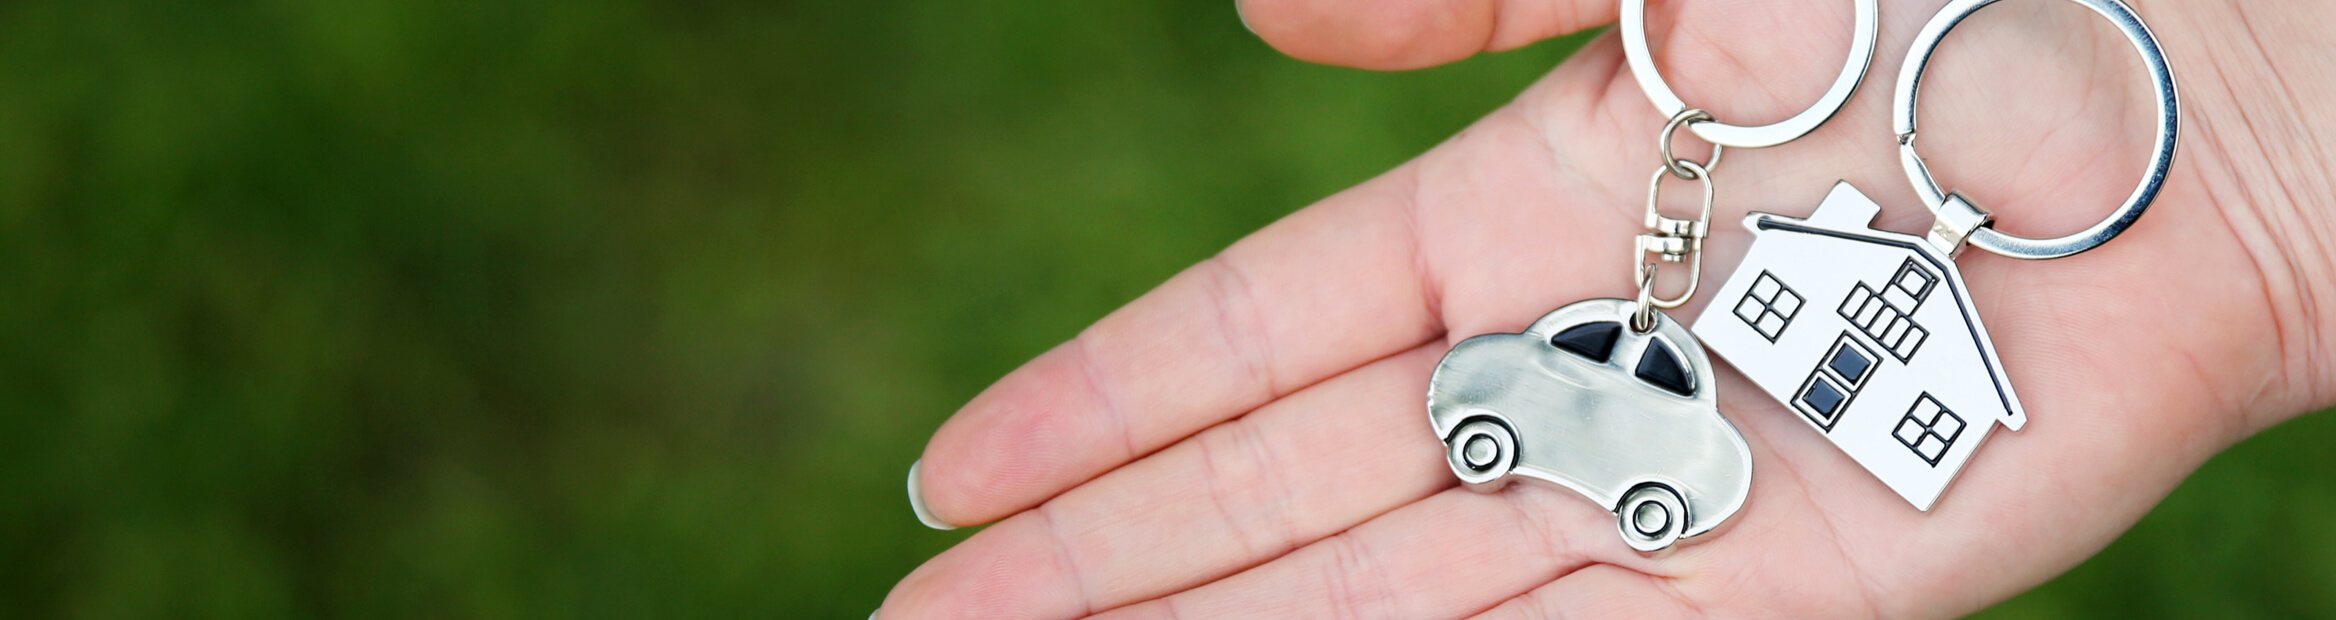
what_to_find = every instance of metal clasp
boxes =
[1632,143,1715,332]
[1637,186,1709,266]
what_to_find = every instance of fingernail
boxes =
[908,460,956,530]
[869,611,880,620]
[1235,0,1255,35]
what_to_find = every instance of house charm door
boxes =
[1691,0,2180,511]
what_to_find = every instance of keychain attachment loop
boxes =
[1659,109,1722,180]
[1622,0,1879,148]
[1632,267,1663,333]
[1894,0,2178,260]
[1632,159,1715,332]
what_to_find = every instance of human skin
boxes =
[880,0,2336,617]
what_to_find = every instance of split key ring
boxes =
[1621,0,1880,149]
[1894,0,2181,260]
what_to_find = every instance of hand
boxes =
[881,0,2336,617]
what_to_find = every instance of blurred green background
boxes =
[1,0,2331,617]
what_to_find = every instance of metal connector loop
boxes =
[1632,160,1714,331]
[1659,109,1722,180]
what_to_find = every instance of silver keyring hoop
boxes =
[1621,0,1878,148]
[1894,0,2179,260]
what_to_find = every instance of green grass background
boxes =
[0,0,2330,617]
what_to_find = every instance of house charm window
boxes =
[1731,271,1804,342]
[1836,258,1936,361]
[1794,335,1877,430]
[1894,394,1967,466]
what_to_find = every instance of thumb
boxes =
[1238,0,1617,70]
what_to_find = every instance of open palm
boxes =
[882,0,2336,617]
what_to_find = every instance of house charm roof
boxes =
[1692,182,2025,511]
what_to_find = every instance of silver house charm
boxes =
[1694,0,2180,511]
[1430,299,1752,552]
[1692,183,2020,511]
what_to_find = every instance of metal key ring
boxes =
[1894,0,2179,260]
[1621,0,1879,148]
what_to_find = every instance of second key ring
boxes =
[1894,0,2180,260]
[1621,0,1880,148]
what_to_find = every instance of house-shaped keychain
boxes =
[1692,182,2025,511]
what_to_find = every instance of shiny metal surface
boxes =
[1692,183,2027,510]
[1621,0,1879,148]
[1923,193,1993,258]
[1429,299,1753,550]
[1893,0,2179,260]
[1634,160,1715,322]
[1658,109,1722,179]
[1618,484,1689,552]
[1446,419,1517,489]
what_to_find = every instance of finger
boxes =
[1238,0,1617,70]
[883,347,1453,619]
[915,168,1443,528]
[1468,564,1698,620]
[1092,484,1664,620]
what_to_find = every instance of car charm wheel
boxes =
[1617,483,1689,552]
[1445,418,1517,492]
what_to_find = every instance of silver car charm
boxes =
[1429,299,1752,552]
[1418,0,1880,552]
[1691,0,2178,511]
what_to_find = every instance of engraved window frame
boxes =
[1793,372,1853,430]
[1890,258,1938,303]
[1821,335,1877,390]
[1836,272,1933,363]
[1793,333,1879,431]
[1893,393,1968,466]
[1733,271,1805,343]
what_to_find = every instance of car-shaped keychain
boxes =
[1428,299,1753,552]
